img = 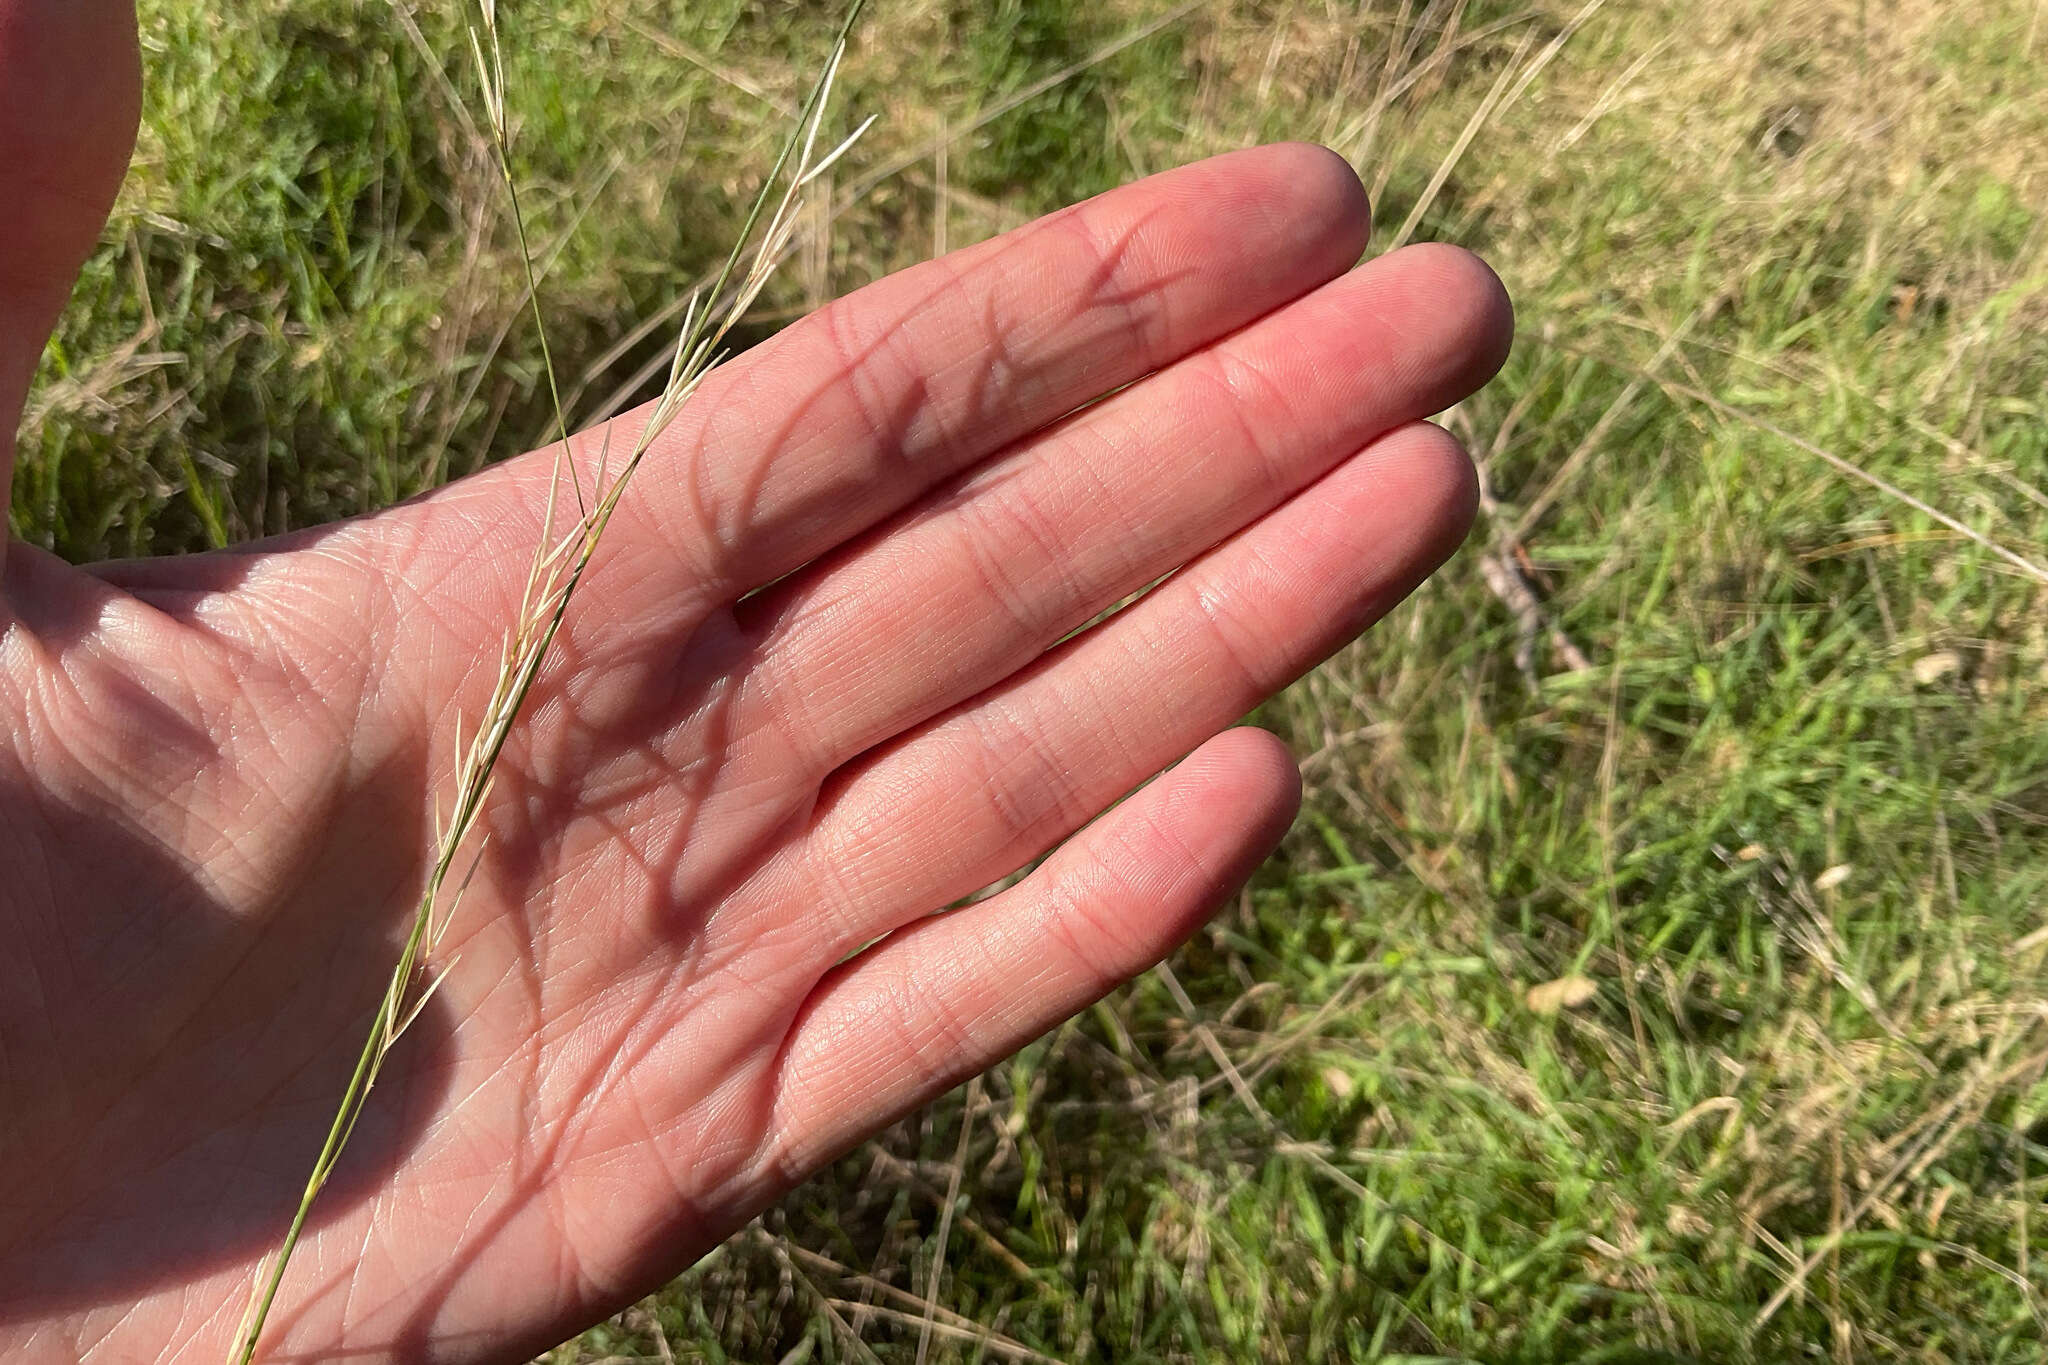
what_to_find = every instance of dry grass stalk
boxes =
[224,5,871,1361]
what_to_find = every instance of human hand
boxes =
[0,4,1510,1361]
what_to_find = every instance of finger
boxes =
[759,725,1300,1179]
[0,0,141,508]
[379,145,1371,644]
[727,420,1473,960]
[731,244,1510,775]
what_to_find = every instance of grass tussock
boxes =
[20,0,2048,1360]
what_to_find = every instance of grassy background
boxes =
[18,0,2048,1359]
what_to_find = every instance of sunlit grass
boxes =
[22,0,2048,1360]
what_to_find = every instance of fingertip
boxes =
[1190,725,1303,829]
[1324,423,1480,604]
[1159,726,1303,887]
[1387,242,1516,390]
[1262,141,1373,255]
[1186,142,1372,281]
[1383,419,1482,564]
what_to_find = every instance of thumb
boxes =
[0,0,141,511]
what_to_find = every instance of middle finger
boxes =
[727,242,1511,776]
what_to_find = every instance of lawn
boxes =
[19,0,2048,1360]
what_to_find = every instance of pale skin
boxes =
[0,4,1512,1362]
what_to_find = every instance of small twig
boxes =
[1477,546,1592,683]
[1467,421,1591,686]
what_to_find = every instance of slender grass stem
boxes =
[506,169,585,515]
[225,7,868,1361]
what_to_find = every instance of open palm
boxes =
[0,5,1510,1362]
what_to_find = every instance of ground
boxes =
[18,0,2048,1360]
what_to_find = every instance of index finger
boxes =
[392,144,1375,636]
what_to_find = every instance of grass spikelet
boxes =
[224,6,869,1361]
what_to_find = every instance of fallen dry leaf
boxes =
[1526,975,1599,1015]
[1912,650,1963,685]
